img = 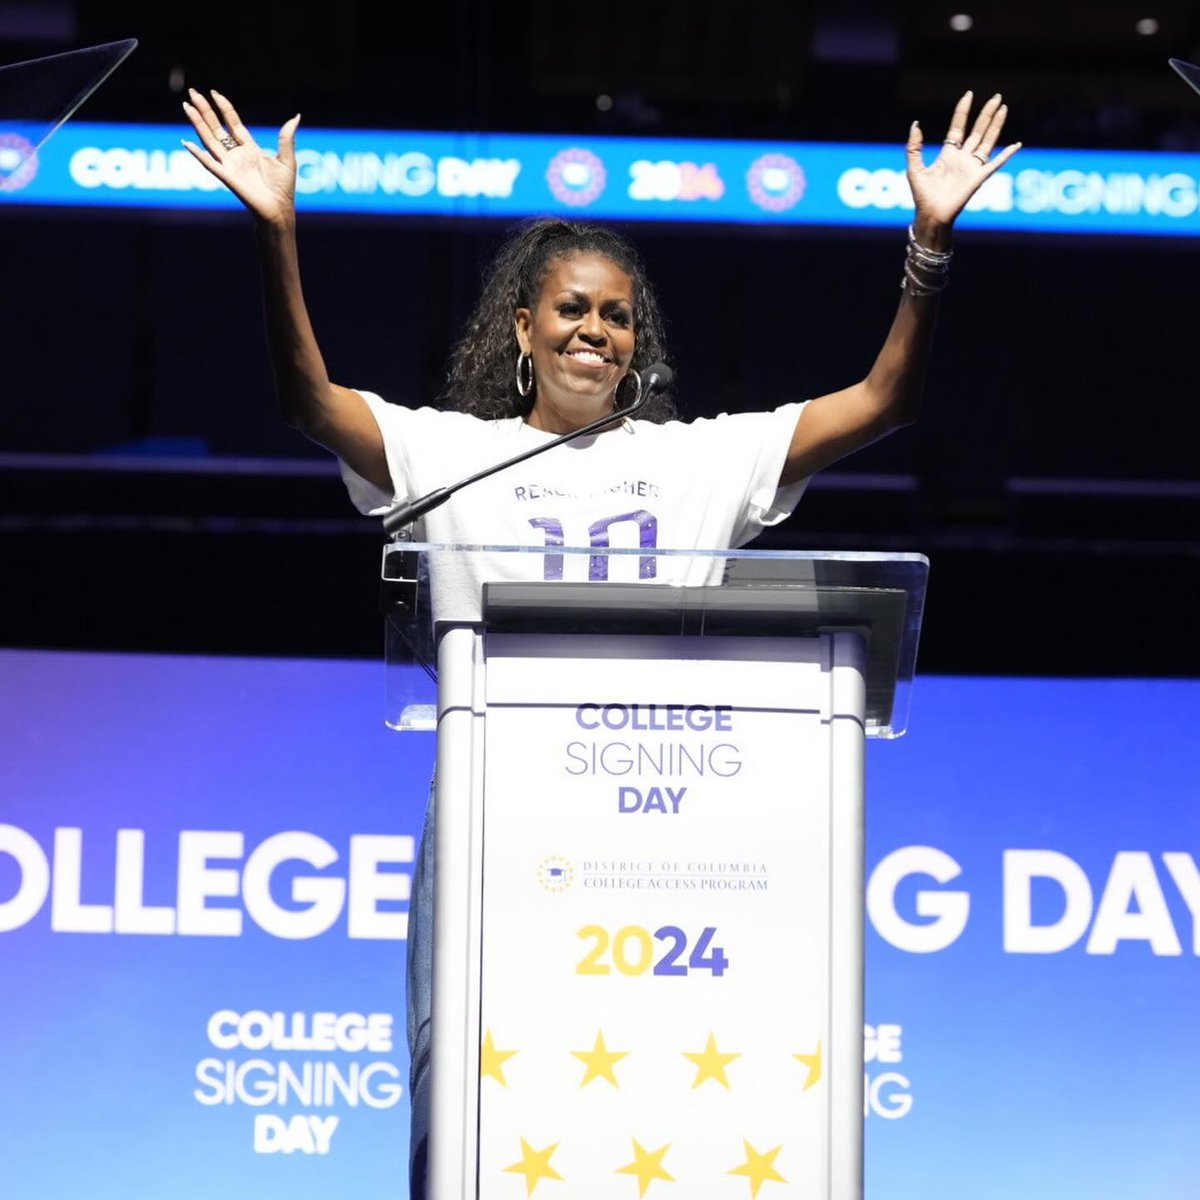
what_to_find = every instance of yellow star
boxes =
[480,1029,518,1086]
[682,1031,740,1089]
[615,1138,674,1197]
[728,1139,786,1198]
[793,1040,822,1091]
[503,1138,564,1196]
[571,1029,629,1088]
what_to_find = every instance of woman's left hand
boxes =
[907,91,1021,240]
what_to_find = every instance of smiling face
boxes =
[514,253,637,432]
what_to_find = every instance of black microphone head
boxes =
[639,361,674,395]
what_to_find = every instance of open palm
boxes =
[907,91,1021,228]
[181,89,299,225]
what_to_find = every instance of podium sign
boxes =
[388,546,927,1200]
[479,635,837,1196]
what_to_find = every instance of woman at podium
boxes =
[181,86,1017,1199]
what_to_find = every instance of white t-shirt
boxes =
[341,391,810,622]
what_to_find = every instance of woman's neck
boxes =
[526,399,617,435]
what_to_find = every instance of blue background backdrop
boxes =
[1,650,1196,1199]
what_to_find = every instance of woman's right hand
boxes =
[182,89,299,226]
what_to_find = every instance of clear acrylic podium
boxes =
[383,544,927,1200]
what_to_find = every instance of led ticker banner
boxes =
[3,120,1200,236]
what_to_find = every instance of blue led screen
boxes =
[3,121,1200,236]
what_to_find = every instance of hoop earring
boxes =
[616,368,642,410]
[515,351,534,398]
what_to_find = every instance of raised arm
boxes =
[779,91,1021,486]
[181,89,390,491]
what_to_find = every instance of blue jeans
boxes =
[406,787,435,1199]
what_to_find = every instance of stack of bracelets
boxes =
[901,224,953,297]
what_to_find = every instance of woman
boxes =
[182,87,1017,1198]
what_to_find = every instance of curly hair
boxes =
[440,218,676,423]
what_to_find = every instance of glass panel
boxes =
[0,39,136,184]
[382,544,928,738]
[381,543,437,731]
[1169,58,1200,99]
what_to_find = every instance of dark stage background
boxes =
[3,0,1199,676]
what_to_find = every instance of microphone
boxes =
[381,361,674,539]
[636,362,674,399]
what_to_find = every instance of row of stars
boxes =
[482,1029,823,1091]
[503,1135,788,1198]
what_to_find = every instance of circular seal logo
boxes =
[546,148,607,207]
[537,856,575,893]
[746,153,806,213]
[0,134,39,193]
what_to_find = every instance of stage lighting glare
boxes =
[949,13,974,32]
[596,93,613,112]
[1135,17,1159,35]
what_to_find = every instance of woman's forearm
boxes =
[254,217,335,433]
[859,218,954,430]
[778,219,956,483]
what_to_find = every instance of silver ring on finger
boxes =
[943,138,963,148]
[219,134,239,150]
[972,152,988,164]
